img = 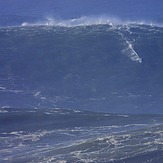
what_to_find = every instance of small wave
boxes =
[33,91,41,97]
[0,86,6,90]
[118,114,129,117]
[0,89,23,94]
[21,16,116,27]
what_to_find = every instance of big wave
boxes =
[0,18,163,113]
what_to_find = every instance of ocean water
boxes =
[1,1,163,161]
[0,20,163,162]
[1,107,163,163]
[0,21,163,113]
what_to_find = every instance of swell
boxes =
[0,24,163,113]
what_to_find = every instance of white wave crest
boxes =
[22,16,116,27]
[21,16,163,28]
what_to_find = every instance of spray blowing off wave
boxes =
[21,16,121,27]
[21,16,163,28]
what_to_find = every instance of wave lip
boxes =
[21,16,163,28]
[21,16,116,27]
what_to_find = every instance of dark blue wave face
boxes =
[0,24,163,113]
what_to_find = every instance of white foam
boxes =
[0,89,23,93]
[0,86,6,90]
[73,110,82,113]
[34,91,41,97]
[0,109,8,113]
[124,41,142,63]
[1,106,10,109]
[40,97,46,100]
[7,130,55,144]
[118,115,129,118]
[116,28,142,63]
[21,16,163,28]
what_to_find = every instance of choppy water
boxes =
[0,108,163,163]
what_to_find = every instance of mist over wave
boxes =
[21,16,163,28]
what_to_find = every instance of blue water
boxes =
[0,23,163,113]
[1,1,163,162]
[1,108,163,162]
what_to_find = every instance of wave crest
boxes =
[21,16,163,28]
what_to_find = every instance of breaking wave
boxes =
[21,16,163,28]
[0,16,163,113]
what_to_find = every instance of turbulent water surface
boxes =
[1,108,163,163]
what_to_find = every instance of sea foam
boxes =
[21,16,163,28]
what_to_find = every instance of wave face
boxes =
[0,23,163,113]
[1,108,163,162]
